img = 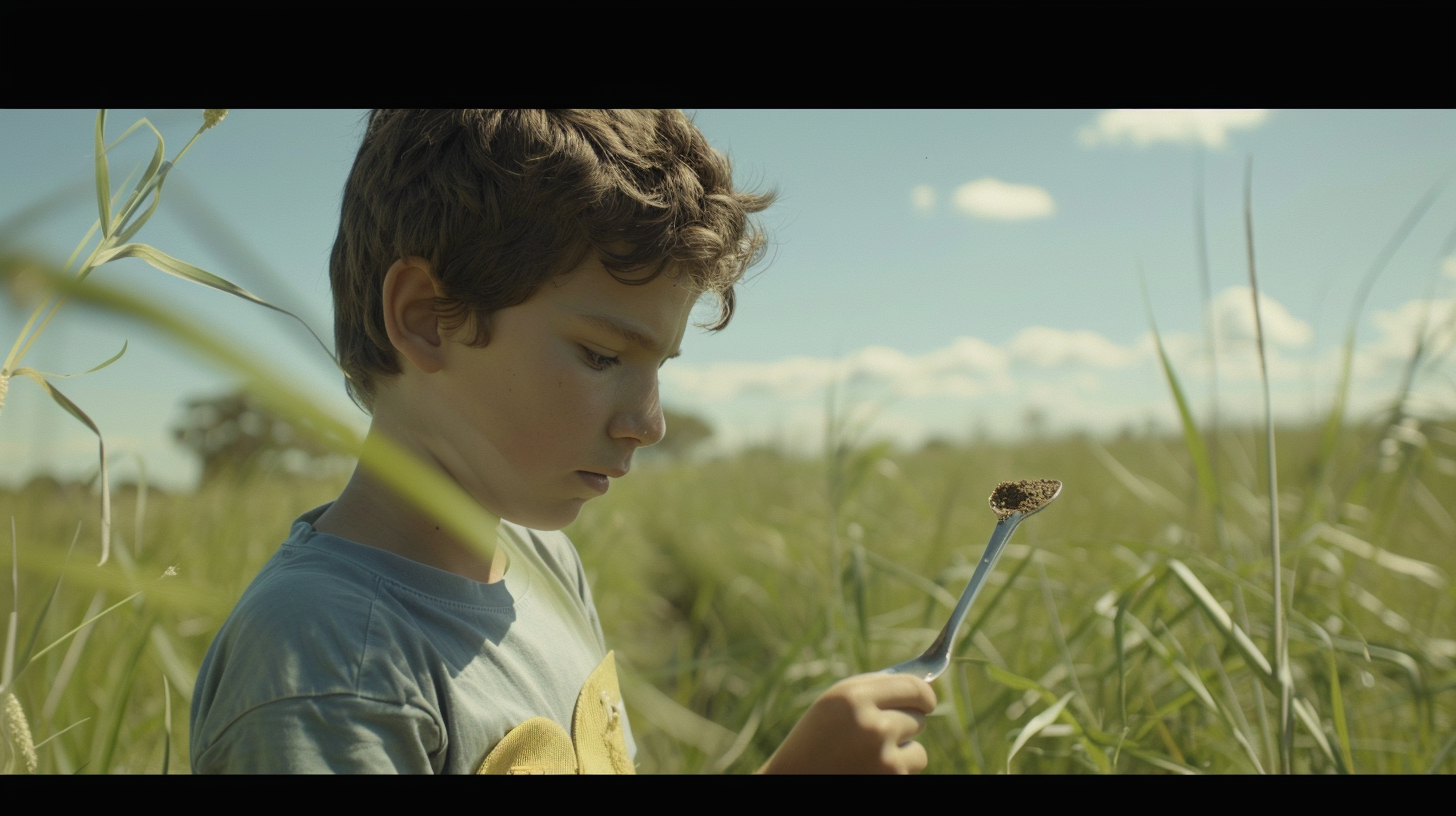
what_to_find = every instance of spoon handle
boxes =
[885,512,1023,678]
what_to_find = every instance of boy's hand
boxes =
[759,673,937,774]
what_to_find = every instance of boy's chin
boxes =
[496,499,588,532]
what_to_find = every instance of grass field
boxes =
[2,414,1453,773]
[2,110,1453,774]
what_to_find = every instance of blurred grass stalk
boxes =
[2,110,332,567]
[1131,156,1452,774]
[1241,158,1294,774]
[7,257,503,576]
[0,110,509,772]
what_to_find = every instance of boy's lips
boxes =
[577,467,627,494]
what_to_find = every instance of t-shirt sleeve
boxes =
[193,694,443,774]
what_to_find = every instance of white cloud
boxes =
[951,178,1055,221]
[911,184,936,215]
[920,337,1009,377]
[661,294,1454,452]
[846,345,912,378]
[1008,326,1141,369]
[663,339,1017,404]
[1210,286,1313,349]
[1358,298,1456,367]
[1135,330,1201,364]
[1078,109,1269,150]
[663,356,842,402]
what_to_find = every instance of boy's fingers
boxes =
[892,738,930,774]
[868,673,937,713]
[886,707,928,740]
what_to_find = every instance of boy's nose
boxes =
[610,386,666,448]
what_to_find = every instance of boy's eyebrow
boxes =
[576,313,681,358]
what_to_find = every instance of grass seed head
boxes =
[4,693,36,774]
[202,109,229,130]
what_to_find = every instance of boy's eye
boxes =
[583,347,621,370]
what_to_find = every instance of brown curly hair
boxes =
[329,109,775,411]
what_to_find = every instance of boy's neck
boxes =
[313,458,508,585]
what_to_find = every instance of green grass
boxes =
[1,110,1453,774]
[2,418,1452,773]
[567,421,1456,773]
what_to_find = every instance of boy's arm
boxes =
[192,695,442,774]
[758,673,937,774]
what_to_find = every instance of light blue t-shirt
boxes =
[190,504,633,773]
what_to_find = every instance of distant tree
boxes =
[918,437,956,454]
[172,390,335,483]
[653,408,714,461]
[1022,405,1048,438]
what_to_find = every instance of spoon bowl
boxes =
[882,479,1062,682]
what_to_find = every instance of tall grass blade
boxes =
[1289,696,1339,771]
[161,674,171,775]
[113,162,170,246]
[111,123,167,241]
[1157,615,1268,772]
[0,523,80,699]
[984,662,1053,696]
[1087,439,1182,514]
[91,242,333,360]
[1168,560,1273,682]
[3,519,14,691]
[1305,175,1448,527]
[133,455,147,559]
[1169,560,1343,769]
[1314,522,1447,588]
[1243,158,1292,773]
[1324,641,1356,772]
[1138,268,1221,514]
[864,549,957,609]
[1125,748,1198,774]
[11,256,504,575]
[1006,692,1073,773]
[1194,156,1223,496]
[1115,571,1156,734]
[31,717,89,751]
[7,164,138,373]
[1036,557,1091,724]
[165,175,337,352]
[850,541,869,673]
[25,592,142,666]
[1428,730,1456,774]
[42,592,106,723]
[28,342,129,381]
[10,369,111,565]
[95,615,153,774]
[618,665,737,760]
[93,111,111,237]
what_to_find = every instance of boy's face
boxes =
[414,256,697,530]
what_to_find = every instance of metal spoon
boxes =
[882,479,1063,681]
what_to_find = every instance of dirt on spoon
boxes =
[989,479,1061,522]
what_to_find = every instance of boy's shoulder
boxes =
[190,507,423,733]
[190,504,612,773]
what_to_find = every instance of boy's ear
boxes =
[381,257,445,374]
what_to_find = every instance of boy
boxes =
[189,110,936,774]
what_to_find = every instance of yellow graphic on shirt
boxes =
[477,650,635,774]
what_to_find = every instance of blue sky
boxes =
[3,109,1454,490]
